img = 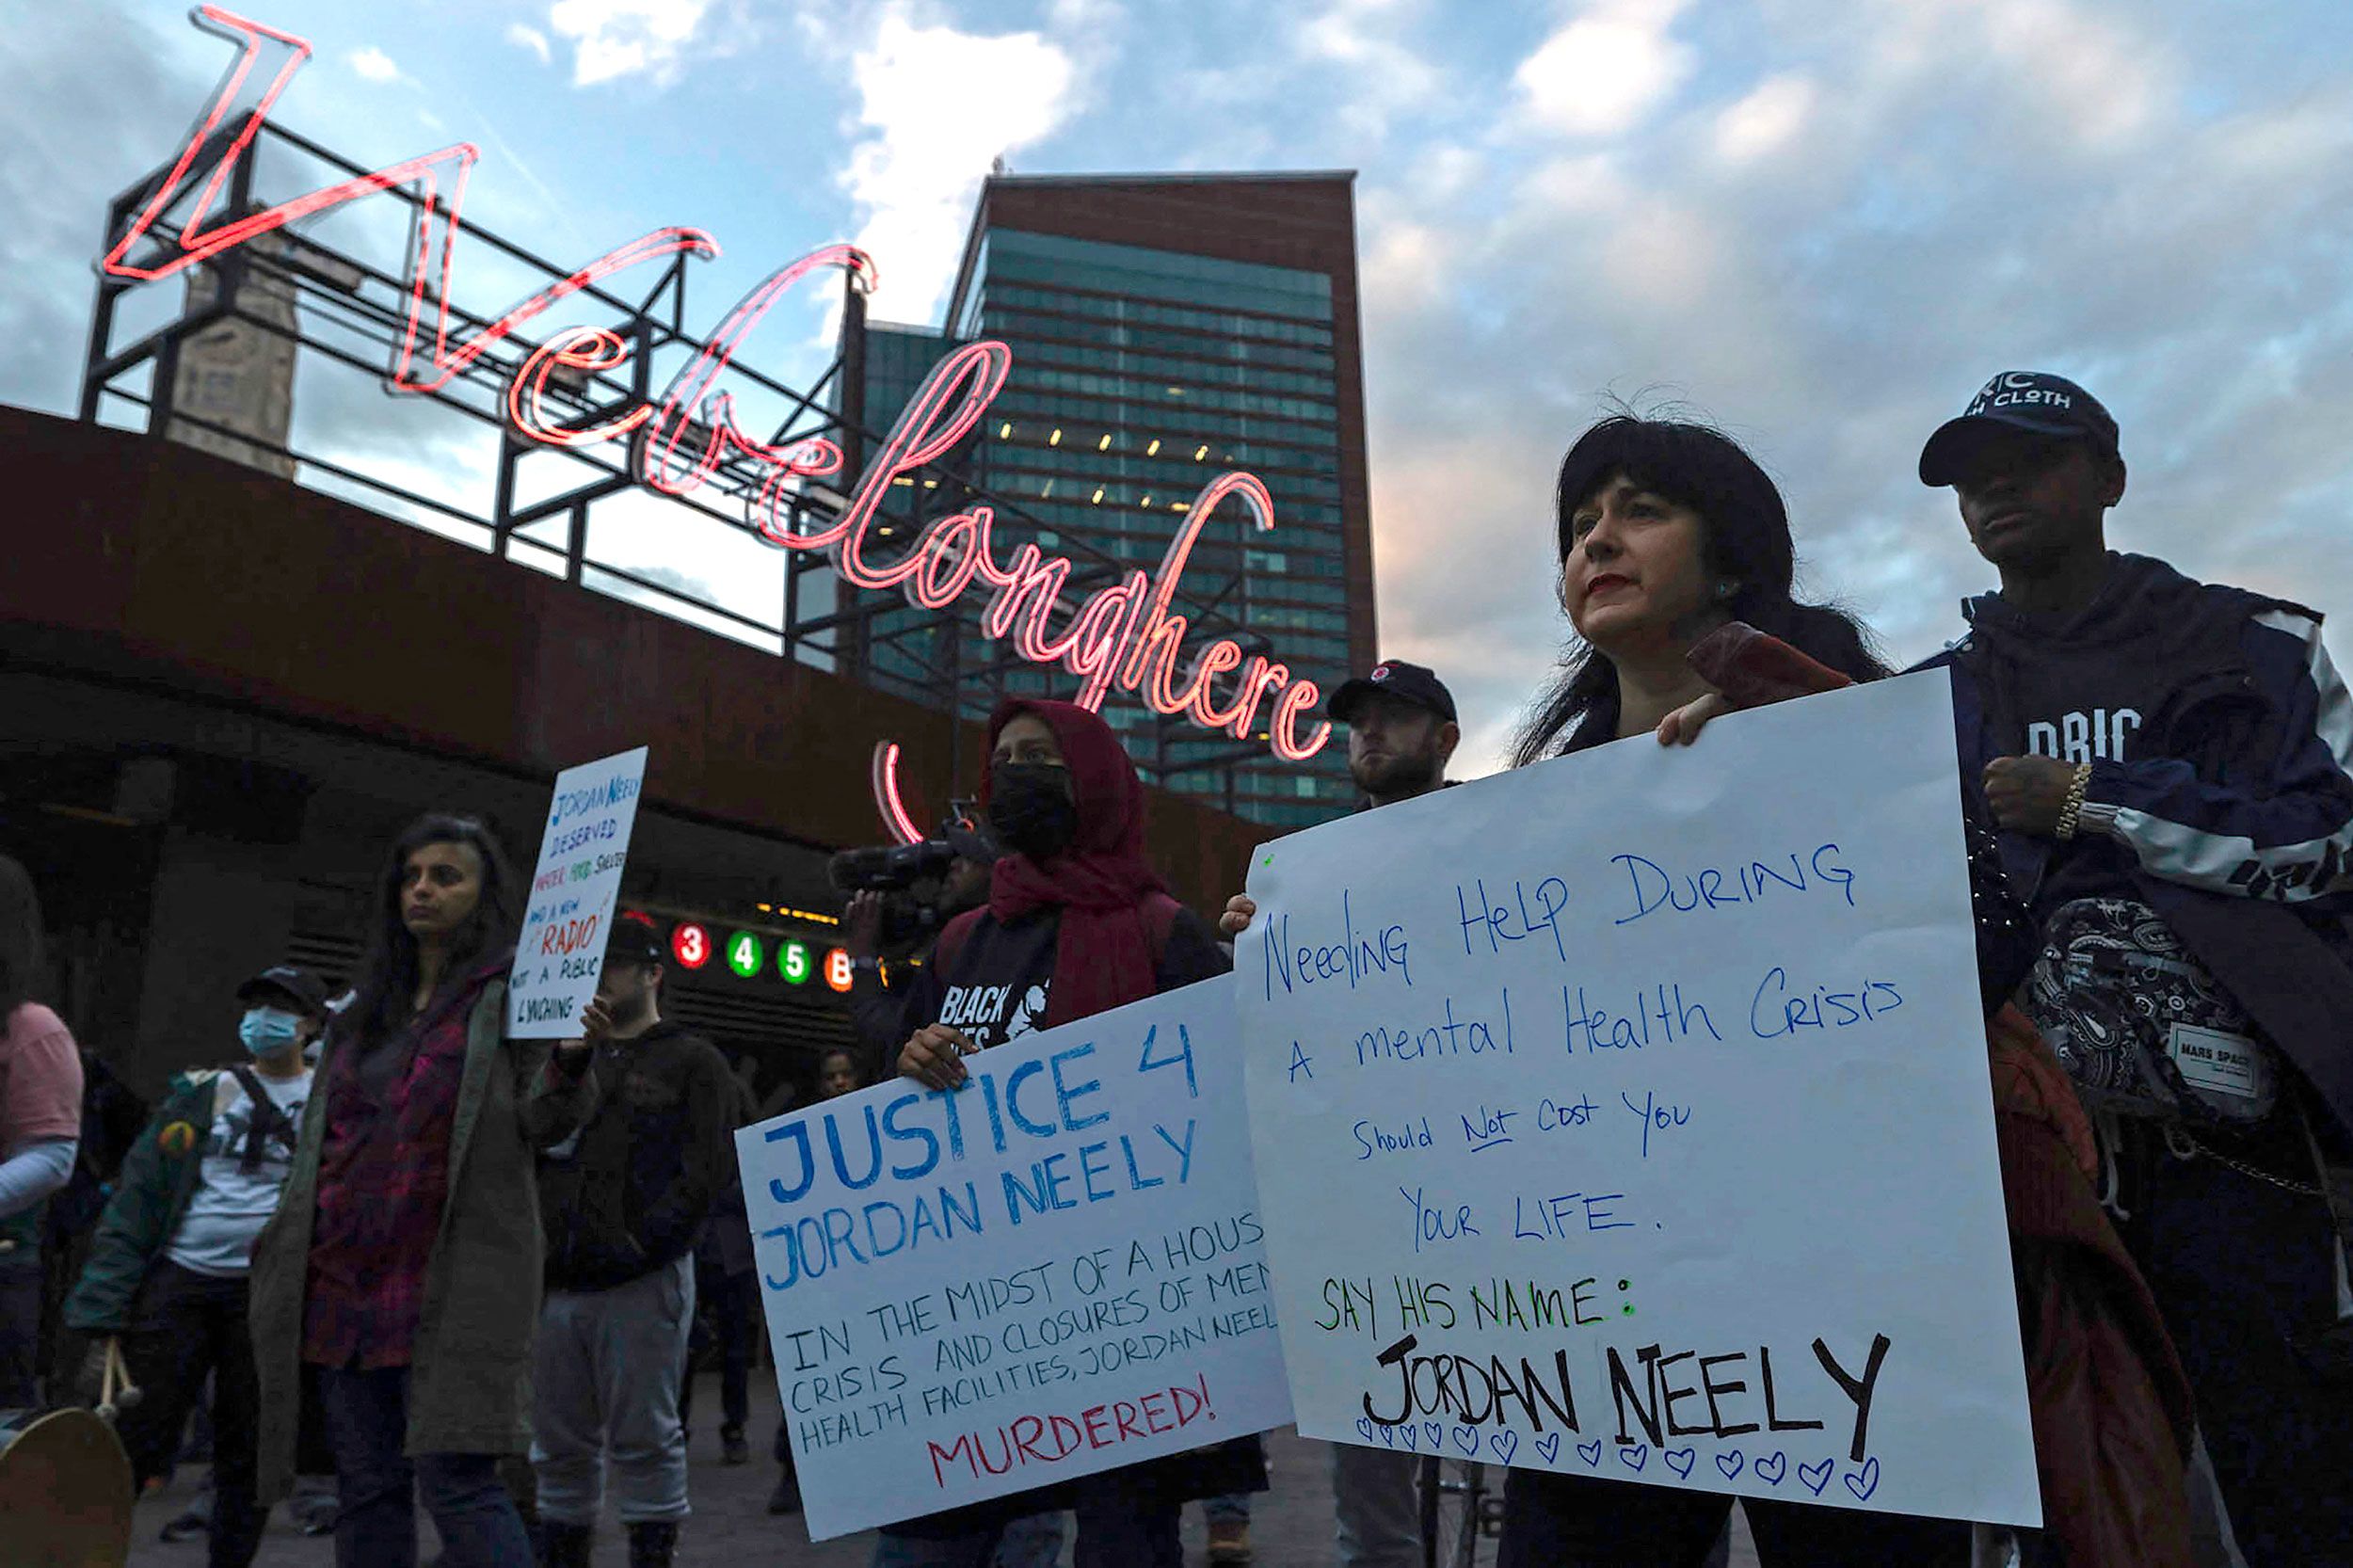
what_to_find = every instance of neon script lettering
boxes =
[109,8,1331,763]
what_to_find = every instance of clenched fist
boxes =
[1983,755,2084,838]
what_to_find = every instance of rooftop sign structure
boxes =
[87,6,1331,765]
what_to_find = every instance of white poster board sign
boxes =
[506,746,648,1037]
[1240,672,2040,1527]
[739,980,1292,1542]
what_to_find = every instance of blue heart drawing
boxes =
[1844,1457,1881,1503]
[1716,1451,1745,1480]
[1400,1423,1418,1452]
[1452,1426,1480,1458]
[1577,1440,1605,1469]
[1664,1448,1696,1480]
[1800,1458,1833,1496]
[1535,1433,1563,1465]
[1424,1421,1444,1451]
[1354,1417,1374,1443]
[1489,1431,1519,1464]
[1377,1423,1396,1448]
[1618,1443,1650,1474]
[1753,1451,1787,1486]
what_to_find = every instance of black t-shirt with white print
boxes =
[912,904,1228,1052]
[882,898,1238,1539]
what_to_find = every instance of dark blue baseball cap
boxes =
[1328,660,1457,725]
[1919,372,2121,486]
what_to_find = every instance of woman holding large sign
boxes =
[1499,418,1975,1565]
[885,699,1266,1568]
[1499,417,2197,1567]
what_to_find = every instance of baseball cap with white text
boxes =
[1918,372,2121,486]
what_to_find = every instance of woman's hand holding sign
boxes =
[1656,690,1734,746]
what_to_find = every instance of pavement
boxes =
[124,1372,1760,1566]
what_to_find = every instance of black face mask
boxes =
[988,763,1080,862]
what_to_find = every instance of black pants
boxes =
[113,1260,265,1568]
[680,1263,756,1436]
[0,1258,39,1408]
[2123,1143,2353,1566]
[1497,1470,1968,1568]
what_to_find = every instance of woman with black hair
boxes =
[1513,414,1887,764]
[0,853,83,1408]
[1503,416,2197,1567]
[248,815,597,1568]
[1500,417,1966,1566]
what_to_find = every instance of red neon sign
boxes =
[670,922,712,970]
[872,742,925,847]
[109,8,1331,764]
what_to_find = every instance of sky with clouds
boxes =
[8,0,2353,775]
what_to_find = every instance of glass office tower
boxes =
[845,172,1376,827]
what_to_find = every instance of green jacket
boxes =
[61,1069,243,1332]
[248,978,597,1496]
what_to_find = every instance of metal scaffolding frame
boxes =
[78,114,1289,815]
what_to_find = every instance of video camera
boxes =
[828,839,961,894]
[826,818,996,952]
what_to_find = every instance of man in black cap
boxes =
[531,918,735,1568]
[63,963,329,1568]
[1325,661,1463,810]
[1217,658,1459,1568]
[1913,371,2353,1563]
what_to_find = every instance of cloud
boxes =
[548,0,712,88]
[346,45,405,84]
[839,13,1079,325]
[1711,73,1815,165]
[505,24,553,66]
[1349,0,2353,775]
[0,4,204,420]
[1294,0,1443,139]
[1515,0,1692,138]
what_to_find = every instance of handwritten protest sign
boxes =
[738,981,1291,1541]
[507,746,647,1037]
[1239,671,2040,1526]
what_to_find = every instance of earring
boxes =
[1715,581,1738,600]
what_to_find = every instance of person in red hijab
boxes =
[879,698,1265,1568]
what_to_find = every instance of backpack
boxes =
[2023,898,2281,1128]
[220,1065,302,1172]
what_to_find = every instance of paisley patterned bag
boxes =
[2023,897,2281,1127]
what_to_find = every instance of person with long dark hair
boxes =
[1512,415,1886,764]
[1501,415,2198,1567]
[248,815,597,1568]
[1503,417,1960,1565]
[0,853,83,1409]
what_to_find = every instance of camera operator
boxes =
[835,824,995,1080]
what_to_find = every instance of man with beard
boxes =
[531,919,735,1568]
[1218,659,1460,1568]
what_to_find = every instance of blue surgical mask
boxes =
[239,1006,304,1057]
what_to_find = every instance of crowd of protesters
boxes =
[3,368,2349,1568]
